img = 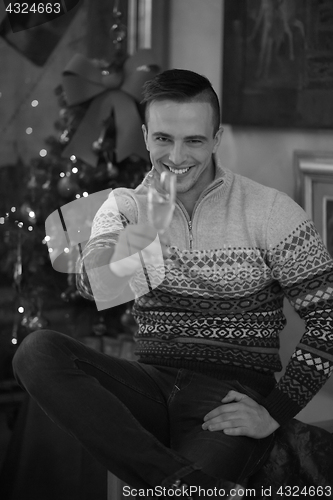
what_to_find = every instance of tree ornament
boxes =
[42,179,51,190]
[59,108,69,119]
[13,242,23,289]
[92,59,124,88]
[20,202,39,225]
[21,311,49,332]
[60,129,70,144]
[110,22,127,46]
[92,138,103,153]
[107,162,119,179]
[110,0,127,49]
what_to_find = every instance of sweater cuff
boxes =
[262,388,302,426]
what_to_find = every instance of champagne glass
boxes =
[147,171,176,234]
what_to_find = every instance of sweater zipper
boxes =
[188,220,193,250]
[177,178,224,251]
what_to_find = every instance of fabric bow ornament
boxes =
[61,49,160,167]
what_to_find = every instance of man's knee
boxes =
[12,329,62,386]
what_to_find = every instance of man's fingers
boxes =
[114,224,170,261]
[203,394,249,421]
[221,390,247,403]
[202,414,245,432]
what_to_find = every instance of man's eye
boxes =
[155,137,170,142]
[188,140,202,145]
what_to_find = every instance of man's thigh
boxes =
[15,330,172,446]
[167,370,274,483]
[74,346,172,445]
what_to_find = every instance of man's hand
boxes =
[202,390,280,439]
[110,223,170,277]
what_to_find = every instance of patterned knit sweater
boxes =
[77,161,333,426]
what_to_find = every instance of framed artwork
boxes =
[127,0,169,69]
[295,151,333,257]
[222,0,333,128]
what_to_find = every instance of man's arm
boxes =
[76,210,133,304]
[203,193,333,437]
[263,218,333,424]
[76,190,170,310]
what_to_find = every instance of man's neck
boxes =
[177,158,216,218]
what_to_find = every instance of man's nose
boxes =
[168,142,186,165]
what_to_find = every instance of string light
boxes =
[28,226,34,231]
[75,194,81,199]
[26,127,33,134]
[39,149,47,157]
[31,100,39,107]
[64,247,70,253]
[59,172,65,178]
[72,167,78,174]
[11,338,18,345]
[11,207,16,212]
[0,217,5,224]
[83,192,89,197]
[70,155,77,162]
[18,307,24,313]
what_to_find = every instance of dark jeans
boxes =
[12,330,275,491]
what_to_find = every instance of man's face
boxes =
[142,100,222,194]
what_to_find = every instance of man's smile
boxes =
[162,163,194,175]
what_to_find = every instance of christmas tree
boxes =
[0,11,159,352]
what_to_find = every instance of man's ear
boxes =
[213,125,224,153]
[142,124,149,151]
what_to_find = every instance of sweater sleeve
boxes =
[262,192,333,425]
[76,189,137,307]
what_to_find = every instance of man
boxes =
[13,69,333,498]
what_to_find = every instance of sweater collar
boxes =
[198,154,228,197]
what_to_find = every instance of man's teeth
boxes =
[168,166,190,175]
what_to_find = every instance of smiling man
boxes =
[142,71,223,218]
[12,69,333,499]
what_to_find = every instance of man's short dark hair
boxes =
[141,69,221,135]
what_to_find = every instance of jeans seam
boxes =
[167,369,183,405]
[73,355,165,404]
[237,433,275,481]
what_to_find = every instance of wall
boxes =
[169,0,333,424]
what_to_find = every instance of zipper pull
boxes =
[188,221,193,250]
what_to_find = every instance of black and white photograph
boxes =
[0,2,332,500]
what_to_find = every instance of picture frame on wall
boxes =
[222,0,333,128]
[127,0,169,69]
[295,151,333,257]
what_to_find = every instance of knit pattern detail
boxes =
[132,220,333,423]
[76,166,333,424]
[76,212,130,301]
